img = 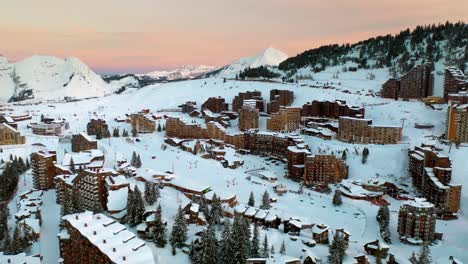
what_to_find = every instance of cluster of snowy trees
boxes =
[248,191,271,210]
[376,205,391,244]
[0,155,30,201]
[278,22,467,73]
[190,216,284,264]
[332,190,343,206]
[95,128,110,140]
[112,127,120,137]
[131,151,142,168]
[125,186,146,226]
[1,224,36,255]
[328,232,347,264]
[144,181,160,206]
[409,244,432,264]
[157,123,166,132]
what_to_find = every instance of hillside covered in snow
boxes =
[237,22,467,83]
[211,47,288,78]
[0,55,111,102]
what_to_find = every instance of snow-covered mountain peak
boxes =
[0,55,111,102]
[215,47,288,78]
[251,47,288,68]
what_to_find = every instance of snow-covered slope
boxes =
[0,55,111,102]
[142,65,218,80]
[107,75,140,92]
[215,47,288,78]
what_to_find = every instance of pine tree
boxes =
[381,224,391,244]
[157,123,162,132]
[280,240,286,255]
[210,193,223,225]
[131,151,137,167]
[125,188,135,224]
[417,244,432,264]
[332,190,343,206]
[144,181,156,205]
[11,225,24,254]
[171,206,188,248]
[270,245,275,255]
[154,204,168,247]
[341,150,347,160]
[136,154,142,168]
[69,157,76,173]
[376,205,390,225]
[0,207,8,241]
[199,195,210,223]
[362,147,370,164]
[2,230,11,253]
[409,252,418,264]
[199,223,218,264]
[132,127,138,137]
[154,182,160,200]
[231,216,249,263]
[248,191,255,207]
[130,186,145,225]
[113,128,120,137]
[18,157,25,171]
[220,219,233,264]
[377,205,391,243]
[241,218,251,257]
[260,190,271,209]
[250,223,260,257]
[328,232,346,264]
[122,129,129,137]
[261,234,269,258]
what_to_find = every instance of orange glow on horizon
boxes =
[1,0,466,73]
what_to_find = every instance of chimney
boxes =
[75,215,79,220]
[84,223,88,227]
[103,239,106,244]
[113,248,116,252]
[93,231,97,235]
[123,256,126,261]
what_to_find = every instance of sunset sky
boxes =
[1,0,467,74]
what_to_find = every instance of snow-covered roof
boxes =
[312,224,329,234]
[107,187,128,213]
[56,174,78,186]
[62,212,154,263]
[255,209,268,219]
[244,206,257,217]
[79,132,96,142]
[105,175,129,187]
[62,149,104,166]
[402,198,434,209]
[0,122,19,132]
[0,252,42,264]
[289,219,302,228]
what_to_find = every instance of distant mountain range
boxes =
[1,22,465,102]
[141,65,219,80]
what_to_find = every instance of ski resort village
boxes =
[0,19,467,264]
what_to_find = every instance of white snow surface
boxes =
[0,55,111,102]
[2,69,468,263]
